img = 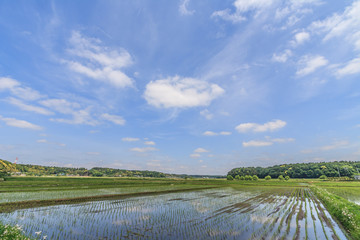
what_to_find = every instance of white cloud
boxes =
[311,1,360,45]
[40,99,97,126]
[319,140,349,151]
[130,147,157,153]
[243,137,295,147]
[296,55,328,76]
[212,0,274,23]
[220,131,232,135]
[203,131,217,136]
[271,138,295,143]
[179,0,195,16]
[144,76,224,108]
[7,97,53,115]
[235,119,286,133]
[200,109,213,120]
[40,99,80,114]
[336,57,360,77]
[190,153,201,158]
[211,9,246,23]
[51,109,97,126]
[122,137,139,142]
[272,49,292,63]
[0,77,43,101]
[0,77,20,91]
[65,31,133,88]
[194,148,209,153]
[310,1,360,76]
[291,31,310,46]
[144,141,156,146]
[0,115,42,130]
[37,139,48,143]
[101,113,125,126]
[203,131,232,136]
[243,140,273,147]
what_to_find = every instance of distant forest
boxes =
[0,159,222,179]
[228,161,360,179]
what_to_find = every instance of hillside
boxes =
[0,159,221,178]
[228,161,360,179]
[0,159,16,172]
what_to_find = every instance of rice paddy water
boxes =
[0,187,347,239]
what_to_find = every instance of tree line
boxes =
[228,161,360,179]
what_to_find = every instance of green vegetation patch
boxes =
[311,186,360,239]
[0,222,32,240]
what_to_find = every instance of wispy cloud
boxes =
[194,148,209,153]
[101,113,125,126]
[40,98,98,126]
[65,31,134,88]
[236,120,286,133]
[6,97,53,115]
[144,141,156,146]
[291,31,310,46]
[296,55,328,76]
[243,140,273,147]
[310,1,360,77]
[200,109,213,120]
[272,49,292,63]
[144,76,224,108]
[212,0,274,23]
[130,147,158,153]
[203,131,232,136]
[243,137,294,147]
[122,137,139,142]
[336,57,360,77]
[179,0,195,16]
[0,115,43,130]
[0,77,44,101]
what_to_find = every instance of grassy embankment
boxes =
[310,181,360,239]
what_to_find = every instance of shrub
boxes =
[244,175,253,181]
[227,175,234,180]
[252,175,259,181]
[285,176,290,181]
[278,175,284,181]
[319,175,328,180]
[235,175,241,180]
[265,175,271,181]
[240,176,245,180]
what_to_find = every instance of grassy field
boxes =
[1,176,360,239]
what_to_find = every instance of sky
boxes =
[0,0,360,175]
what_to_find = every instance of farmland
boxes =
[1,177,360,239]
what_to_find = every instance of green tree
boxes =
[319,175,328,180]
[285,176,290,181]
[265,175,271,180]
[252,175,259,181]
[227,175,234,180]
[240,176,245,180]
[235,175,241,180]
[278,175,284,181]
[245,175,253,181]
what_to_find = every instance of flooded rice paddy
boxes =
[325,187,360,205]
[0,187,347,240]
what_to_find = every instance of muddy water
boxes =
[0,187,347,240]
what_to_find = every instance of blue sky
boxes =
[1,0,360,175]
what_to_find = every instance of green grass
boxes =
[0,222,32,240]
[311,186,360,240]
